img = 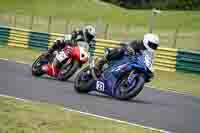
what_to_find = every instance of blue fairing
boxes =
[91,54,150,96]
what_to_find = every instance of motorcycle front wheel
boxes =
[115,73,145,100]
[74,65,93,93]
[32,54,45,77]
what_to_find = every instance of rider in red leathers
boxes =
[41,25,96,77]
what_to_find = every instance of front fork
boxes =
[127,71,137,86]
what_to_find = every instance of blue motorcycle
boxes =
[74,49,153,100]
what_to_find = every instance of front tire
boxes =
[115,74,145,100]
[32,55,45,77]
[74,65,93,93]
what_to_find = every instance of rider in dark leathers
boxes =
[46,27,96,57]
[95,33,160,81]
[42,25,96,77]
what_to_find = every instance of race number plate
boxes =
[56,51,68,62]
[96,81,105,92]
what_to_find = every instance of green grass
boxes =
[0,45,42,64]
[0,45,200,97]
[0,96,162,133]
[0,0,200,50]
[0,0,200,31]
[148,70,200,96]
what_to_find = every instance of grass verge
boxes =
[0,0,200,50]
[1,45,200,97]
[148,70,200,96]
[0,96,163,133]
[0,0,200,31]
[0,45,43,64]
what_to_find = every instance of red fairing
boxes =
[42,64,58,77]
[71,46,80,61]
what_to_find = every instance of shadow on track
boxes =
[31,75,152,105]
[31,75,75,83]
[87,92,152,105]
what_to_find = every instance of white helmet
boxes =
[83,25,96,42]
[143,33,159,52]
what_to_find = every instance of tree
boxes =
[100,0,200,10]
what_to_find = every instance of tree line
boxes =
[101,0,200,10]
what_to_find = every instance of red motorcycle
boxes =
[31,42,89,81]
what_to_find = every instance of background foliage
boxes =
[101,0,200,10]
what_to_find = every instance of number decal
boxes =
[96,81,105,92]
[56,51,67,62]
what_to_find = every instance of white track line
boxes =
[0,57,28,65]
[145,85,187,96]
[0,94,172,133]
[0,58,8,61]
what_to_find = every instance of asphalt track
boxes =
[0,59,200,133]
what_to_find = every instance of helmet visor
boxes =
[86,32,94,42]
[148,42,158,50]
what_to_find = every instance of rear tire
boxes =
[74,65,93,93]
[32,55,45,77]
[115,74,145,100]
[58,60,80,81]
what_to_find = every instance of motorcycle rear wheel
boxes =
[74,65,93,93]
[57,60,80,81]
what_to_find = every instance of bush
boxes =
[101,0,200,10]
